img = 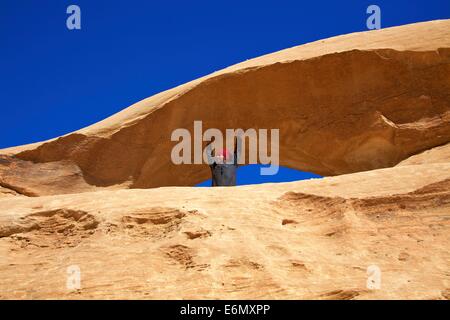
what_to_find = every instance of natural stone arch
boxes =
[12,49,450,189]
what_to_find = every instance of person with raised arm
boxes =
[206,135,242,186]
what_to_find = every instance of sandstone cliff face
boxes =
[0,160,449,299]
[0,20,449,299]
[1,20,450,194]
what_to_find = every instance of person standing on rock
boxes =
[206,136,242,186]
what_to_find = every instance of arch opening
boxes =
[196,165,322,187]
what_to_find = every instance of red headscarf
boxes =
[216,148,231,160]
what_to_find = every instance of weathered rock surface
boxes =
[397,142,450,166]
[0,20,449,299]
[0,161,449,299]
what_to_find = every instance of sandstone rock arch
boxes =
[1,20,450,195]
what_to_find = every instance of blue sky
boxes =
[196,165,322,186]
[1,0,449,185]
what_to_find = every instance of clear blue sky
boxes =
[1,0,449,185]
